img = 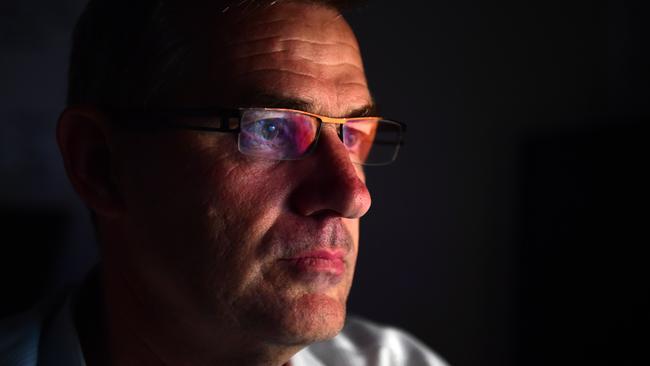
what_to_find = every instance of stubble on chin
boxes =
[224,267,352,347]
[285,292,347,342]
[248,292,348,346]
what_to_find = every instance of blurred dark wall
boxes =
[1,0,97,310]
[516,123,647,365]
[1,1,647,365]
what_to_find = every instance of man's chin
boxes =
[273,293,347,345]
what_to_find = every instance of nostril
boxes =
[307,209,344,221]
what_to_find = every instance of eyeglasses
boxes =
[108,107,406,166]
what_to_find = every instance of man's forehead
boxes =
[186,1,372,118]
[187,1,361,60]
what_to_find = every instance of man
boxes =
[1,0,447,365]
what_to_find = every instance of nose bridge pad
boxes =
[322,122,345,144]
[337,123,344,141]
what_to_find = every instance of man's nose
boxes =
[289,127,372,219]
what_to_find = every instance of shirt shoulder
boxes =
[0,291,84,366]
[293,316,449,366]
[0,304,48,366]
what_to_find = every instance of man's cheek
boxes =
[212,162,290,210]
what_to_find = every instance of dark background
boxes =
[1,0,647,365]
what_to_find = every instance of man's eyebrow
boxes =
[347,103,379,118]
[239,93,379,118]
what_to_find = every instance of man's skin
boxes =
[57,2,373,366]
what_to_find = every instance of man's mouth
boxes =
[279,249,346,285]
[282,249,345,275]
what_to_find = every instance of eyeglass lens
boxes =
[239,109,401,165]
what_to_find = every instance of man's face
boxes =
[110,2,372,347]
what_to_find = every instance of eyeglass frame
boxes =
[106,106,407,165]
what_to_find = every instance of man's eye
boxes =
[344,129,363,149]
[255,119,284,140]
[252,118,286,141]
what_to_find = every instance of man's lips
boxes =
[280,249,346,276]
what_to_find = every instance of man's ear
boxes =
[57,105,125,218]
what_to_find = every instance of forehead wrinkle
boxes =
[241,68,324,82]
[225,37,360,69]
[227,34,364,69]
[230,51,366,79]
[228,39,361,66]
[226,36,359,51]
[227,37,365,86]
[231,61,367,90]
[228,18,352,41]
[233,51,363,70]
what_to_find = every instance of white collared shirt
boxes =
[292,317,448,366]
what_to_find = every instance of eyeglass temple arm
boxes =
[106,107,242,133]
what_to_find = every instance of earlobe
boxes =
[57,105,125,218]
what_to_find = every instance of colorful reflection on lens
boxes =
[239,109,318,160]
[239,109,401,165]
[344,120,377,164]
